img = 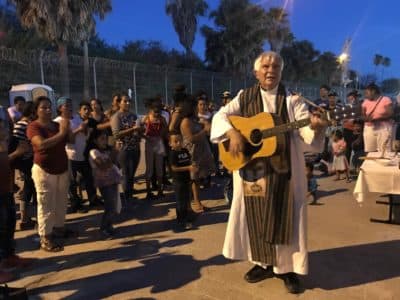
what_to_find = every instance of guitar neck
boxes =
[262,118,311,138]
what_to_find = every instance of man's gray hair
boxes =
[253,51,285,72]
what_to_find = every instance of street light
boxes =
[338,39,352,101]
[338,53,349,65]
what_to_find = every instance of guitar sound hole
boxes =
[250,129,263,145]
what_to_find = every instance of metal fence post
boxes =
[211,75,214,100]
[93,57,98,98]
[190,71,193,93]
[39,50,45,84]
[133,63,138,115]
[165,66,168,105]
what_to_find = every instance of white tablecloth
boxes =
[353,152,400,203]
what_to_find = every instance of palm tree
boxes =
[373,54,383,77]
[166,0,208,59]
[201,0,268,75]
[81,1,111,99]
[11,0,111,96]
[264,7,293,53]
[381,56,391,81]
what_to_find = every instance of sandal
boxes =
[40,238,64,252]
[346,178,352,183]
[192,202,210,213]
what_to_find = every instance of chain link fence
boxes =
[1,47,344,113]
[0,48,256,114]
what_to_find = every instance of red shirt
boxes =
[145,117,165,137]
[27,121,68,174]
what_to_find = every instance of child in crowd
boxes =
[169,132,197,230]
[143,101,168,199]
[306,162,318,205]
[331,130,351,182]
[350,119,365,174]
[86,130,121,239]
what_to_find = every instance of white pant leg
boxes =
[363,125,378,152]
[54,170,69,229]
[376,124,393,153]
[32,164,58,237]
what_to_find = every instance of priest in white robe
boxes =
[210,51,326,294]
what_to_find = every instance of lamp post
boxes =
[338,39,351,101]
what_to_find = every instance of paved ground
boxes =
[8,154,400,299]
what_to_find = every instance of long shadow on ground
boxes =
[317,188,348,199]
[28,245,232,299]
[305,240,400,290]
[17,211,229,278]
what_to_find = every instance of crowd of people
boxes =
[306,82,399,205]
[0,86,231,284]
[1,50,399,294]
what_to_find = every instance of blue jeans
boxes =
[99,184,119,230]
[0,193,16,260]
[118,147,140,201]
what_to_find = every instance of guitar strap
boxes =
[238,83,293,265]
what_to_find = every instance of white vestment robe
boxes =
[210,87,324,275]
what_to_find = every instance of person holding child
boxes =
[86,130,121,239]
[331,130,351,182]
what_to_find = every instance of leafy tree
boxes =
[280,40,320,83]
[373,54,383,77]
[202,0,268,75]
[312,51,339,85]
[0,4,47,49]
[121,39,204,68]
[264,7,293,53]
[10,0,110,96]
[81,1,111,99]
[381,56,391,81]
[166,0,208,58]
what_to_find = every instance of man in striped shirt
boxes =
[12,102,36,230]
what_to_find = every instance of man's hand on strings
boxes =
[226,128,245,157]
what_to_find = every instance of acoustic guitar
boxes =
[218,104,361,171]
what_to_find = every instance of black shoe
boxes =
[244,265,273,283]
[281,272,301,294]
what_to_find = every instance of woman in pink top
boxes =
[362,83,394,153]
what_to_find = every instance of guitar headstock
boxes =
[326,104,362,122]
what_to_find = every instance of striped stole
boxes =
[239,84,293,265]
